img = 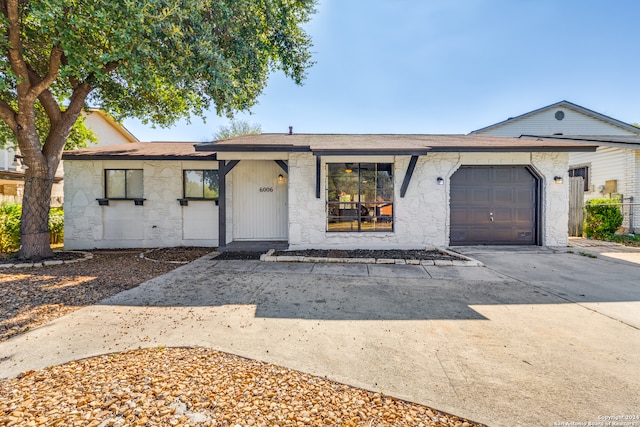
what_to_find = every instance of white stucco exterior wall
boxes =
[287,151,570,249]
[65,150,571,250]
[64,159,219,249]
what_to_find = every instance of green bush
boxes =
[0,202,22,252]
[49,207,64,244]
[583,197,623,239]
[0,203,65,252]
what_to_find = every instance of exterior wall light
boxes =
[278,174,285,183]
[12,154,28,169]
[554,176,563,184]
[437,177,445,185]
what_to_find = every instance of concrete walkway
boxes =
[1,248,639,427]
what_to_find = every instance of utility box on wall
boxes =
[604,180,617,195]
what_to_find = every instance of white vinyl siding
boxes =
[569,147,627,199]
[479,108,637,137]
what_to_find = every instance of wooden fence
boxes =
[568,176,584,237]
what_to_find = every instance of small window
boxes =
[184,170,219,199]
[105,169,143,199]
[568,166,589,192]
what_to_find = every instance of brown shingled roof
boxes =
[62,142,216,160]
[195,133,598,153]
[62,134,599,160]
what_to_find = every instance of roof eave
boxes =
[428,146,598,153]
[62,154,217,161]
[311,149,431,156]
[195,143,310,152]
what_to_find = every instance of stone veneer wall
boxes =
[64,159,219,249]
[288,151,570,249]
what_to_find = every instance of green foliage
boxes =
[0,203,22,253]
[601,233,640,247]
[1,0,315,259]
[0,204,65,252]
[583,197,623,239]
[0,103,97,150]
[48,208,64,244]
[214,119,262,140]
[1,0,316,126]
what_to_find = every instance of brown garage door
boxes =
[450,166,538,245]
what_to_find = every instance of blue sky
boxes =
[123,1,640,142]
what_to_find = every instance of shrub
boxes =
[0,202,22,252]
[49,207,64,244]
[0,203,65,252]
[583,197,623,239]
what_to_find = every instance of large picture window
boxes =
[184,170,219,199]
[326,163,393,232]
[105,169,143,199]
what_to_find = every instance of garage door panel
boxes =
[468,208,490,223]
[493,168,512,182]
[493,188,513,204]
[492,207,514,223]
[470,189,491,203]
[450,166,538,245]
[469,168,491,184]
[450,208,468,223]
[516,188,534,203]
[516,207,534,222]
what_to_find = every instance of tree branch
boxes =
[27,66,62,125]
[28,47,63,100]
[0,99,18,132]
[5,0,31,93]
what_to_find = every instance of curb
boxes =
[0,251,93,269]
[139,249,193,264]
[259,248,484,267]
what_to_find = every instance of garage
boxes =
[449,166,539,245]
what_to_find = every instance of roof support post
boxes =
[274,160,288,174]
[315,155,321,198]
[400,155,420,198]
[217,160,240,249]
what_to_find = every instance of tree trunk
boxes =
[17,171,54,261]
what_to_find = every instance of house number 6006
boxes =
[259,187,274,192]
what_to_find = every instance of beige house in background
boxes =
[0,109,138,206]
[471,100,640,233]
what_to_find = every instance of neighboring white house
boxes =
[0,109,138,206]
[471,100,640,232]
[62,133,596,250]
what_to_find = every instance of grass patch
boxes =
[578,251,597,258]
[602,234,640,247]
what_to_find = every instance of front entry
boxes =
[450,166,539,245]
[232,161,288,241]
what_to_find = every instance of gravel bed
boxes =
[0,347,482,427]
[0,248,210,343]
[274,249,464,261]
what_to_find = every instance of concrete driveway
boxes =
[1,245,639,427]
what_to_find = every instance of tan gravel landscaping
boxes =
[0,248,484,427]
[0,347,481,427]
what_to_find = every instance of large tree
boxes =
[0,0,315,260]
